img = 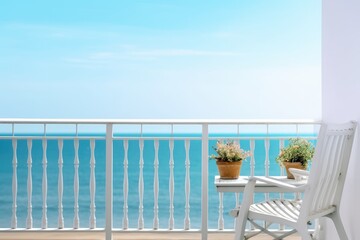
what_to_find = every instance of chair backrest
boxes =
[301,122,357,219]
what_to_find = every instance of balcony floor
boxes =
[0,232,300,240]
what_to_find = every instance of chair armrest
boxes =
[251,176,308,192]
[289,168,310,181]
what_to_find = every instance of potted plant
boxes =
[210,140,251,179]
[276,138,315,179]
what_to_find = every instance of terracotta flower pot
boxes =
[283,162,306,179]
[216,161,242,179]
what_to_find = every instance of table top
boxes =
[214,175,307,193]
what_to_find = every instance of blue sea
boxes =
[0,135,316,230]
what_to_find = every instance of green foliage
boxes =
[276,138,315,168]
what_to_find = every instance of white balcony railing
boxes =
[0,119,320,240]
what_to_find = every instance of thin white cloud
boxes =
[63,47,240,67]
[2,22,122,40]
[131,49,239,57]
[64,52,131,65]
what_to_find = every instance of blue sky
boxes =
[0,0,321,119]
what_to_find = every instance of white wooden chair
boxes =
[232,122,357,240]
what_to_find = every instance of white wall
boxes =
[322,0,360,239]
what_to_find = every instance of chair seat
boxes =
[249,199,302,223]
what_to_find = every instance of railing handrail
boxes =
[0,118,321,125]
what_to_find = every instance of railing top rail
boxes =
[0,118,321,125]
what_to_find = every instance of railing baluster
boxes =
[218,192,224,230]
[169,139,175,230]
[235,126,241,232]
[138,139,144,229]
[264,138,270,229]
[235,136,242,229]
[279,138,285,231]
[73,138,80,229]
[123,139,129,229]
[250,139,255,177]
[58,139,64,229]
[214,136,227,231]
[265,138,270,177]
[250,139,255,230]
[279,139,285,177]
[153,139,159,230]
[11,139,17,229]
[26,139,33,229]
[234,192,240,229]
[184,139,190,230]
[41,138,48,229]
[89,139,96,229]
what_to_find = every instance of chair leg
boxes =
[296,225,313,240]
[233,216,247,240]
[329,212,348,240]
[233,179,257,240]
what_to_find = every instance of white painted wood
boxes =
[58,139,64,229]
[215,176,308,193]
[264,138,270,229]
[218,192,224,230]
[235,135,244,230]
[250,137,255,232]
[279,139,285,178]
[323,137,342,207]
[122,140,129,230]
[216,172,307,233]
[234,192,240,229]
[153,139,159,230]
[250,140,255,177]
[138,139,144,230]
[89,139,96,229]
[73,138,80,229]
[11,139,17,229]
[233,122,357,240]
[264,138,270,177]
[234,136,241,229]
[201,124,208,240]
[309,132,350,216]
[168,139,174,230]
[184,139,190,230]
[105,124,113,240]
[312,135,335,212]
[41,138,48,229]
[279,138,285,231]
[0,119,320,235]
[26,139,33,229]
